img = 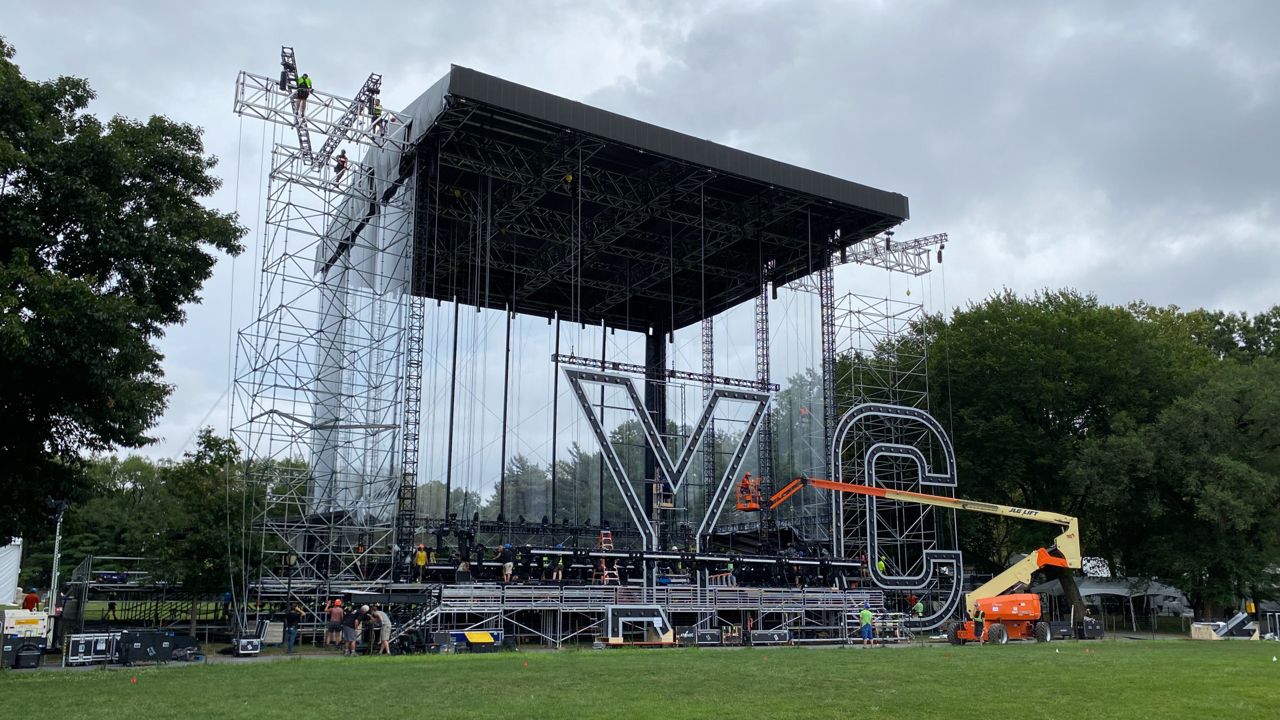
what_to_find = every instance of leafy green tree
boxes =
[18,454,162,588]
[1174,305,1280,361]
[1070,359,1280,615]
[896,290,1213,571]
[480,453,552,522]
[0,38,245,541]
[144,430,255,635]
[414,480,482,522]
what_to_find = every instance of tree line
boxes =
[893,291,1279,616]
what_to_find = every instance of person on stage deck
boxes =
[551,545,565,583]
[284,604,302,655]
[373,604,392,655]
[413,543,428,582]
[497,544,516,584]
[914,598,925,619]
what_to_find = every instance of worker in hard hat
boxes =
[325,598,344,649]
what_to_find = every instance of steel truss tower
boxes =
[832,292,943,557]
[232,62,417,614]
[785,233,955,614]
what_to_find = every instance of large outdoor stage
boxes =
[231,51,958,645]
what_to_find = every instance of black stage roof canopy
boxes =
[405,66,908,333]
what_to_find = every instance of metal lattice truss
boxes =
[754,276,775,508]
[234,71,413,161]
[423,115,828,328]
[562,369,769,552]
[788,233,950,294]
[841,232,947,276]
[231,128,416,608]
[829,403,963,630]
[836,293,929,409]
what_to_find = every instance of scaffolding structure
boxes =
[231,58,418,616]
[224,58,968,640]
[380,585,888,649]
[830,290,960,622]
[779,232,959,624]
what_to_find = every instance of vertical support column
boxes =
[644,327,668,546]
[550,315,561,521]
[701,316,715,520]
[396,152,426,578]
[498,306,513,523]
[598,327,608,524]
[818,259,838,555]
[755,277,774,528]
[444,298,461,518]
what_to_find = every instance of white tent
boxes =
[1032,576,1194,630]
[0,538,22,605]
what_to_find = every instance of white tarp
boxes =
[0,538,22,605]
[1032,576,1193,616]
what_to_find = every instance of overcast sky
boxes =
[3,1,1277,477]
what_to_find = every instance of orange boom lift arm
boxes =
[769,477,1081,620]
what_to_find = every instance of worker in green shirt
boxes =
[292,73,313,119]
[859,604,875,646]
[913,599,925,618]
[371,98,387,137]
[876,556,887,575]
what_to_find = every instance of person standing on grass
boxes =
[284,604,302,655]
[357,604,373,652]
[860,603,876,647]
[341,604,362,656]
[373,604,393,655]
[22,587,39,611]
[326,599,345,649]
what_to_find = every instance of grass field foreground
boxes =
[2,640,1277,719]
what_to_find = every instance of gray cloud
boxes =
[3,0,1276,472]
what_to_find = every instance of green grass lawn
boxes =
[3,640,1276,719]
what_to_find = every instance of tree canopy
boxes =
[897,289,1280,611]
[0,38,245,540]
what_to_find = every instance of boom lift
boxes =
[769,476,1081,645]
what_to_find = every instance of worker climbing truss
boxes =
[231,52,418,616]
